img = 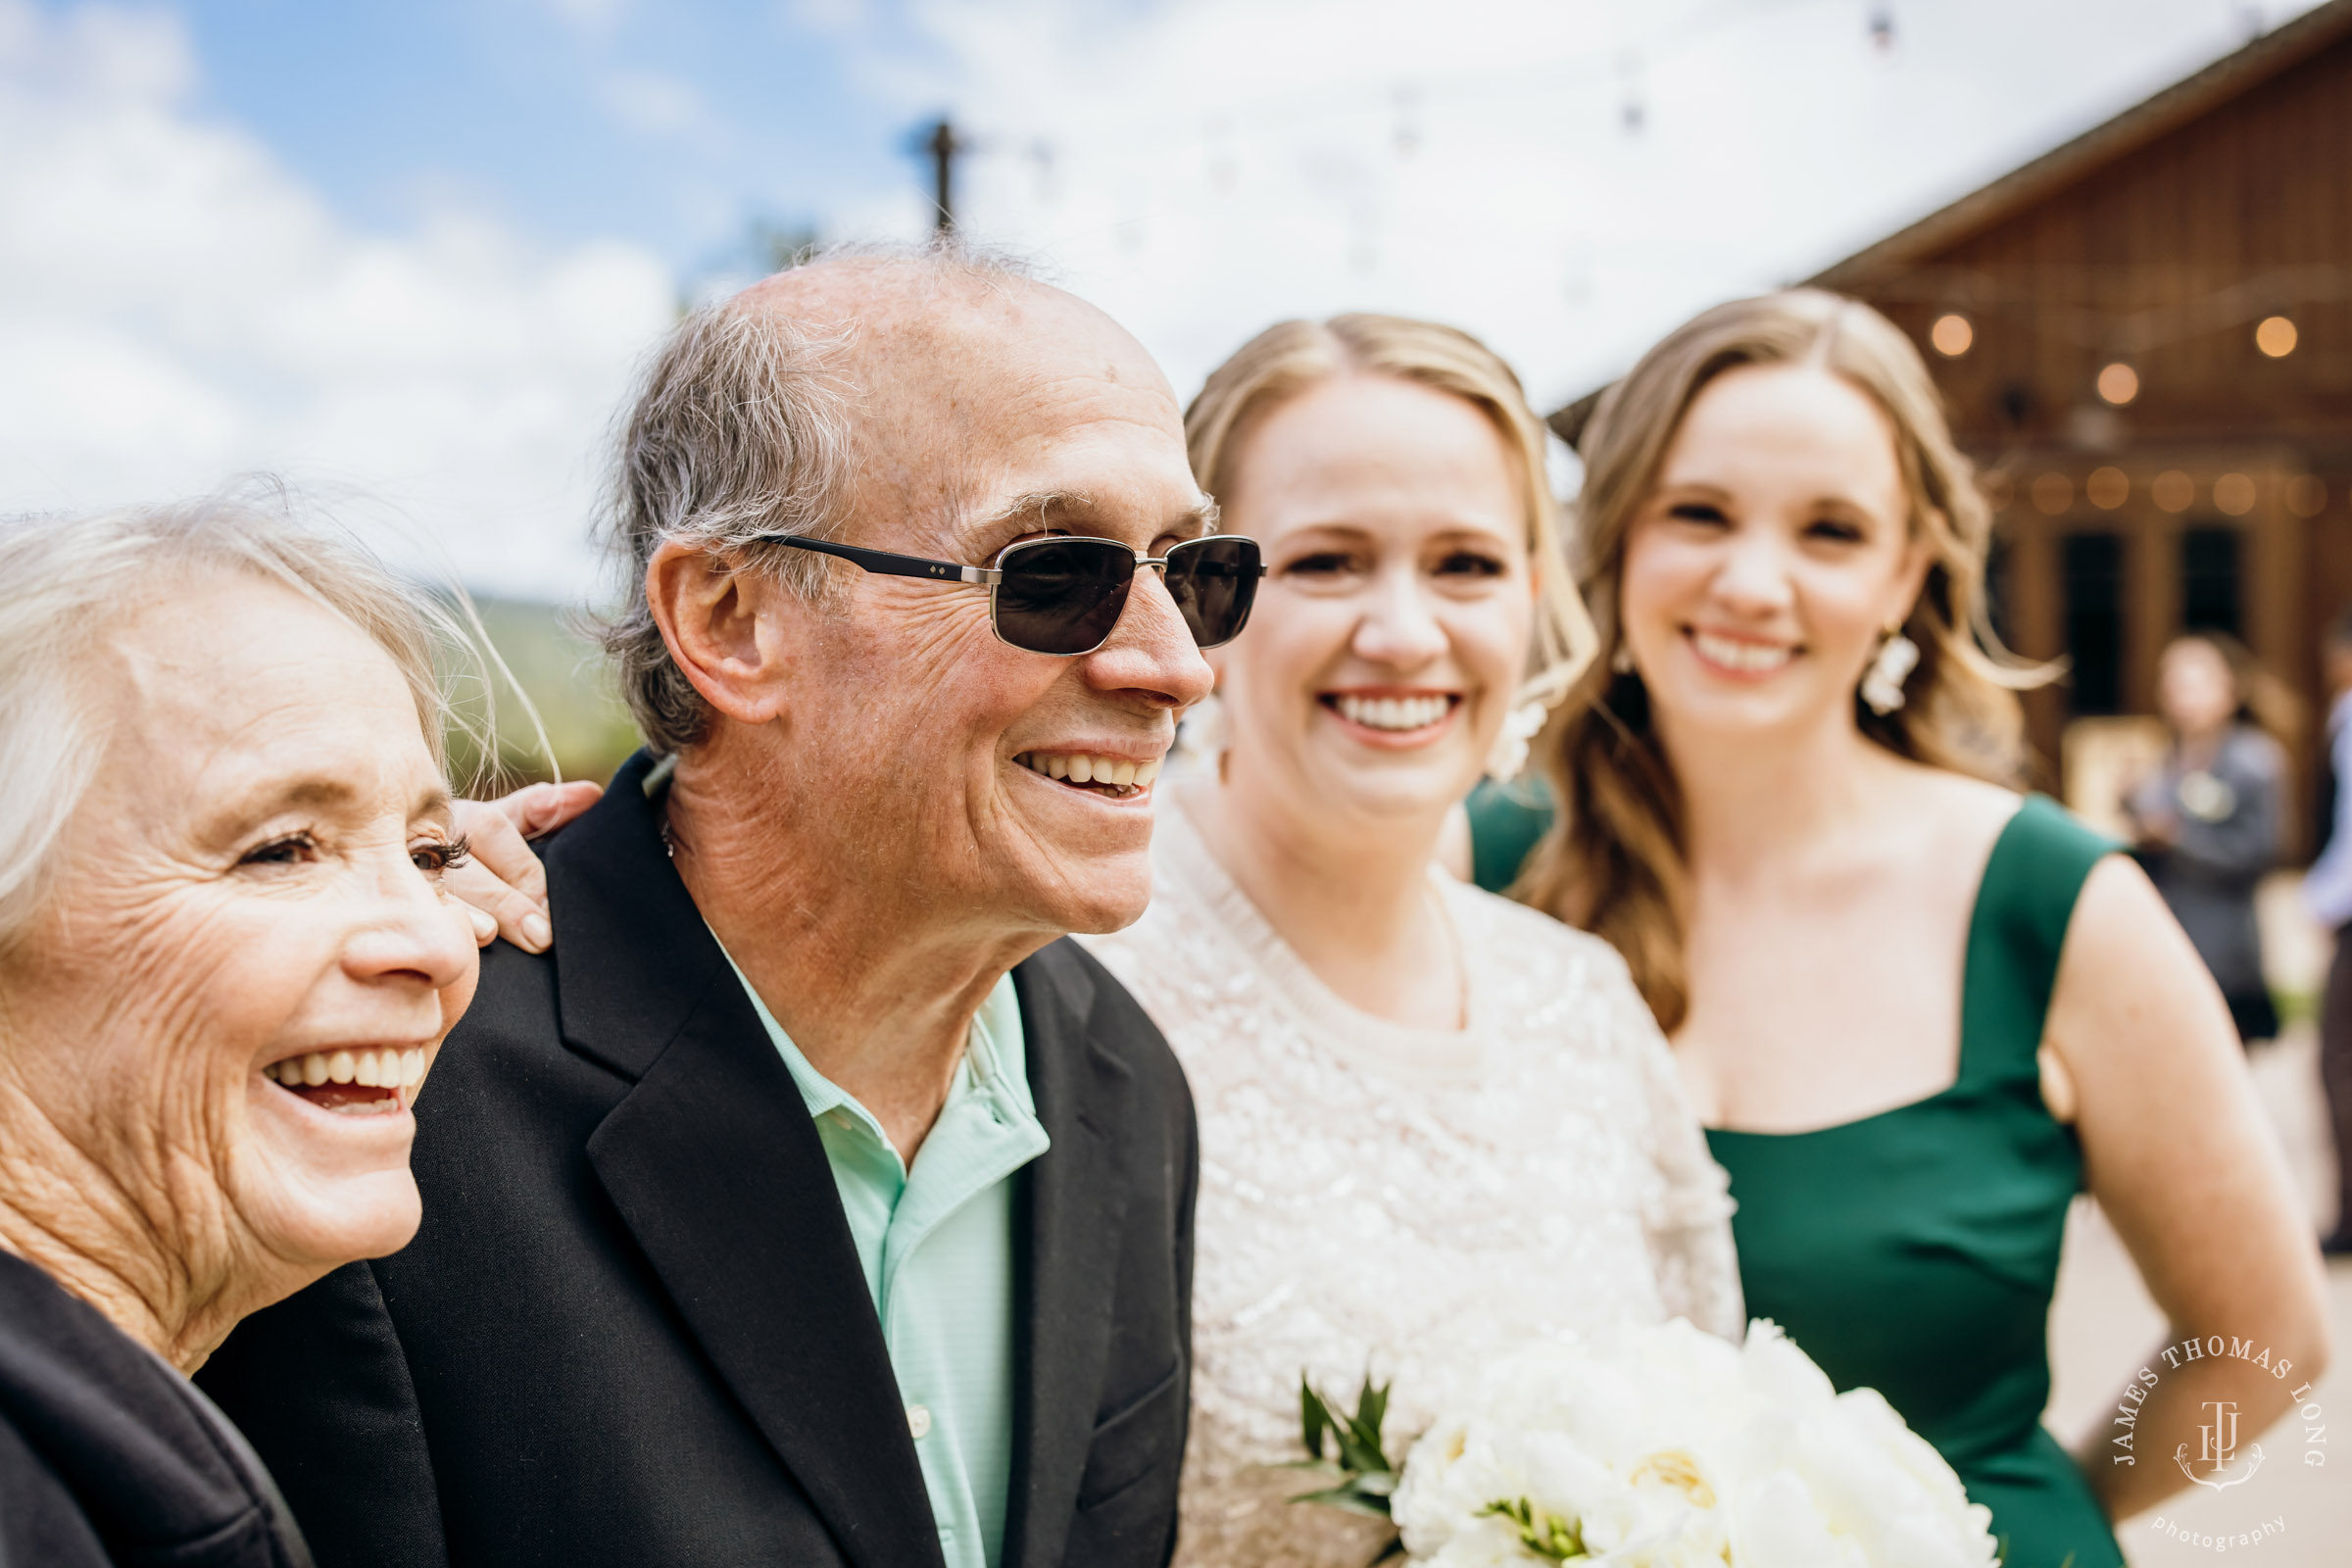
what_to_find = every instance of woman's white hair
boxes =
[0,483,476,947]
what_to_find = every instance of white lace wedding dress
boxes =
[1079,800,1742,1568]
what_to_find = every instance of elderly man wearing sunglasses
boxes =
[197,243,1249,1568]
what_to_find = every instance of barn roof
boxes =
[1548,0,2352,443]
[1811,0,2352,290]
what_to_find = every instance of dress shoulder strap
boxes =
[1957,794,2120,1087]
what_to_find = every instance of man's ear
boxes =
[645,542,803,726]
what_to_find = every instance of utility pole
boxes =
[923,118,964,232]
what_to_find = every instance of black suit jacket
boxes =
[198,753,1198,1568]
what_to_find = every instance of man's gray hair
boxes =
[0,484,468,948]
[594,237,1038,756]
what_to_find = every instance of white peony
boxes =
[1387,1320,1998,1567]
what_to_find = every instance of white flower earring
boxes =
[1859,623,1920,715]
[1485,699,1549,784]
[1484,666,1580,784]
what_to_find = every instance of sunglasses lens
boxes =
[994,539,1136,655]
[1163,537,1262,649]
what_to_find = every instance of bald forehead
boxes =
[744,259,1165,395]
[736,258,1190,541]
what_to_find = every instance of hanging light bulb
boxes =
[1869,4,1895,51]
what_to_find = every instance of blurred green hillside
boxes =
[444,596,644,793]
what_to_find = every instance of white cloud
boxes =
[846,0,2327,411]
[0,0,676,598]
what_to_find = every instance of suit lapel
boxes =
[1002,944,1135,1568]
[552,755,944,1568]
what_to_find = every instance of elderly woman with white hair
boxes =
[0,493,481,1566]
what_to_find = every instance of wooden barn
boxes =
[1566,0,2352,835]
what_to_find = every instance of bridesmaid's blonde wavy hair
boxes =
[1185,314,1596,705]
[1515,289,2049,1032]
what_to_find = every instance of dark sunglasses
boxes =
[753,532,1265,657]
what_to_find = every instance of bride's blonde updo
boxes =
[1184,314,1596,701]
[1515,288,2049,1032]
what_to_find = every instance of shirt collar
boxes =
[715,938,1032,1133]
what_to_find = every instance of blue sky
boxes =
[0,0,2328,598]
[168,0,929,278]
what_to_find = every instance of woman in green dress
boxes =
[1479,290,2330,1567]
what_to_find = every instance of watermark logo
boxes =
[2109,1333,2325,1552]
[2177,1399,2261,1491]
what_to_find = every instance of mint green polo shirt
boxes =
[725,957,1049,1568]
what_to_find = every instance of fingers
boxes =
[446,853,553,953]
[443,782,601,954]
[450,797,555,953]
[512,780,603,839]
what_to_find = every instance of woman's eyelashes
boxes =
[1433,549,1507,579]
[235,829,472,880]
[1280,549,1362,580]
[1666,500,1730,528]
[238,831,318,869]
[1803,514,1868,545]
[1661,498,1871,547]
[411,835,471,878]
[1279,547,1509,582]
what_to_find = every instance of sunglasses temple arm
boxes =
[749,533,1002,586]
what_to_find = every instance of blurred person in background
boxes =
[1476,290,2328,1568]
[199,245,1219,1568]
[2304,607,2352,1254]
[0,494,480,1567]
[2123,631,2291,1047]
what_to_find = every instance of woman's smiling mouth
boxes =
[1321,690,1461,736]
[1687,628,1796,677]
[263,1047,427,1115]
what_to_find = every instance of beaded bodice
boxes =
[1079,803,1741,1567]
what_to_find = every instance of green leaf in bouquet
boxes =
[1291,1370,1408,1554]
[1479,1496,1589,1561]
[1289,1479,1396,1519]
[1302,1380,1335,1461]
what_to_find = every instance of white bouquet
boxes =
[1298,1319,1997,1567]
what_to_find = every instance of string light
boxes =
[1931,313,1973,356]
[2096,363,2139,406]
[2255,315,2298,356]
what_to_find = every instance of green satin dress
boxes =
[1466,787,2126,1568]
[1711,796,2121,1568]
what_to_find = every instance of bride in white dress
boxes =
[1078,315,1740,1567]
